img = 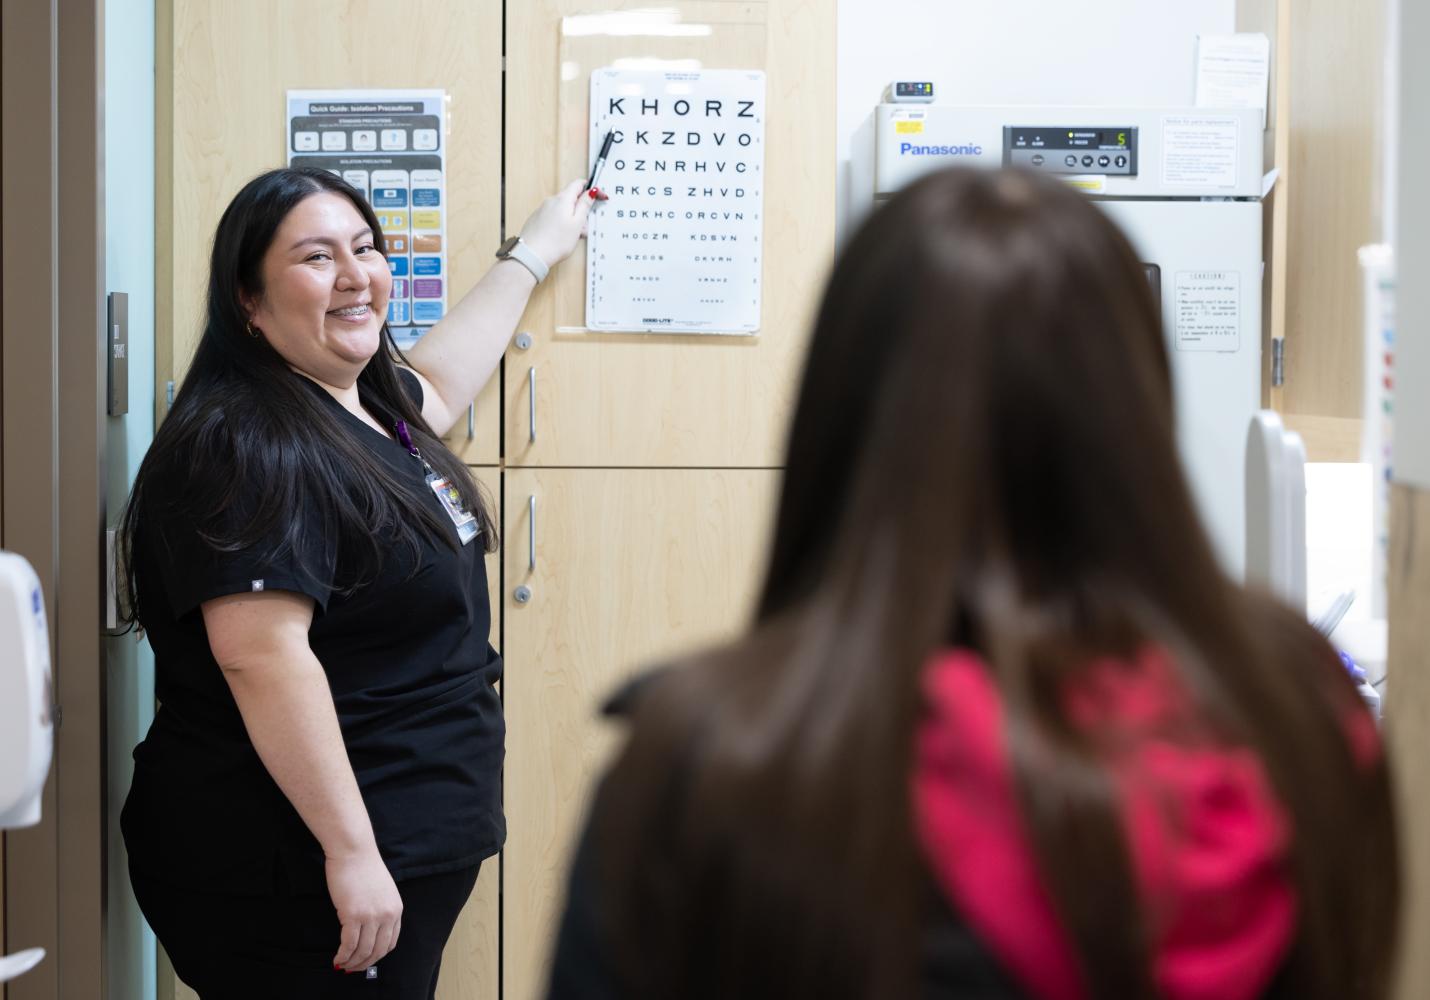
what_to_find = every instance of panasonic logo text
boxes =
[899,142,984,156]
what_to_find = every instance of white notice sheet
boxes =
[1175,270,1241,353]
[585,69,766,335]
[1161,115,1241,189]
[1195,33,1271,113]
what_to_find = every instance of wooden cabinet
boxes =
[159,0,503,463]
[502,0,834,467]
[1280,0,1385,431]
[434,467,502,1000]
[1387,484,1430,1000]
[434,862,500,1000]
[157,4,834,998]
[157,7,507,989]
[498,5,834,997]
[1236,0,1388,460]
[501,467,780,999]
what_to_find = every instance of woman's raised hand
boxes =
[518,180,595,269]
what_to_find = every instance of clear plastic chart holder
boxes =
[555,5,769,335]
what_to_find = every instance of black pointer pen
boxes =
[586,130,615,200]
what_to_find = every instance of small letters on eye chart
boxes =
[585,69,766,335]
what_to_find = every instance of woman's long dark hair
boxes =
[594,169,1398,998]
[120,168,494,623]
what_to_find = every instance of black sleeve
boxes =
[396,366,425,411]
[143,458,336,619]
[546,777,624,1000]
[922,888,1036,1000]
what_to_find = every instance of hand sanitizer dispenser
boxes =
[0,550,54,983]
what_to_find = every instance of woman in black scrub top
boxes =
[119,167,591,999]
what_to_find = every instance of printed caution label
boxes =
[1175,270,1241,353]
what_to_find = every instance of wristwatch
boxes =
[495,236,549,284]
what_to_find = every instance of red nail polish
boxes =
[587,188,598,199]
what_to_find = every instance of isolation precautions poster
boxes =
[288,89,448,350]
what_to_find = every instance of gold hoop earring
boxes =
[246,322,258,339]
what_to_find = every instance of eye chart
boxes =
[288,89,448,351]
[585,69,766,335]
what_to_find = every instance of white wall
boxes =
[105,0,157,996]
[837,0,1238,236]
[1395,0,1430,489]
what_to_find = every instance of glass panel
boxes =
[553,4,768,331]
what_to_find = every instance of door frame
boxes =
[2,0,108,996]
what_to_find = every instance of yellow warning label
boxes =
[1062,175,1107,194]
[895,120,925,135]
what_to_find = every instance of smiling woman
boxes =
[245,193,395,394]
[115,167,591,999]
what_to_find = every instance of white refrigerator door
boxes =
[1098,199,1264,580]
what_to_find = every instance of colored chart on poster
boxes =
[287,89,448,351]
[585,69,766,335]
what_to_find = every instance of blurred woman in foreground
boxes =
[548,167,1398,1000]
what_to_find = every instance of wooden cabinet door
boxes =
[503,0,834,467]
[159,0,502,463]
[433,467,502,1000]
[501,467,779,999]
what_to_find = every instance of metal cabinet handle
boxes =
[466,403,475,440]
[514,498,535,603]
[528,366,537,444]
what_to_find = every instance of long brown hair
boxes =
[595,168,1398,998]
[121,169,495,626]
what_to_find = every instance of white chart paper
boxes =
[287,89,448,351]
[585,69,766,335]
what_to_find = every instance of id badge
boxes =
[427,472,480,545]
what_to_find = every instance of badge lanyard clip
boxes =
[395,420,479,545]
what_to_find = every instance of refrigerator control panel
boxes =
[1003,126,1139,176]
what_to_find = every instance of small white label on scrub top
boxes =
[1161,115,1239,188]
[1175,270,1241,353]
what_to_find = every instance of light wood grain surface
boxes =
[434,465,502,1000]
[1388,483,1430,1000]
[1281,412,1363,463]
[502,467,780,1000]
[504,0,835,467]
[1282,0,1385,421]
[159,0,503,462]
